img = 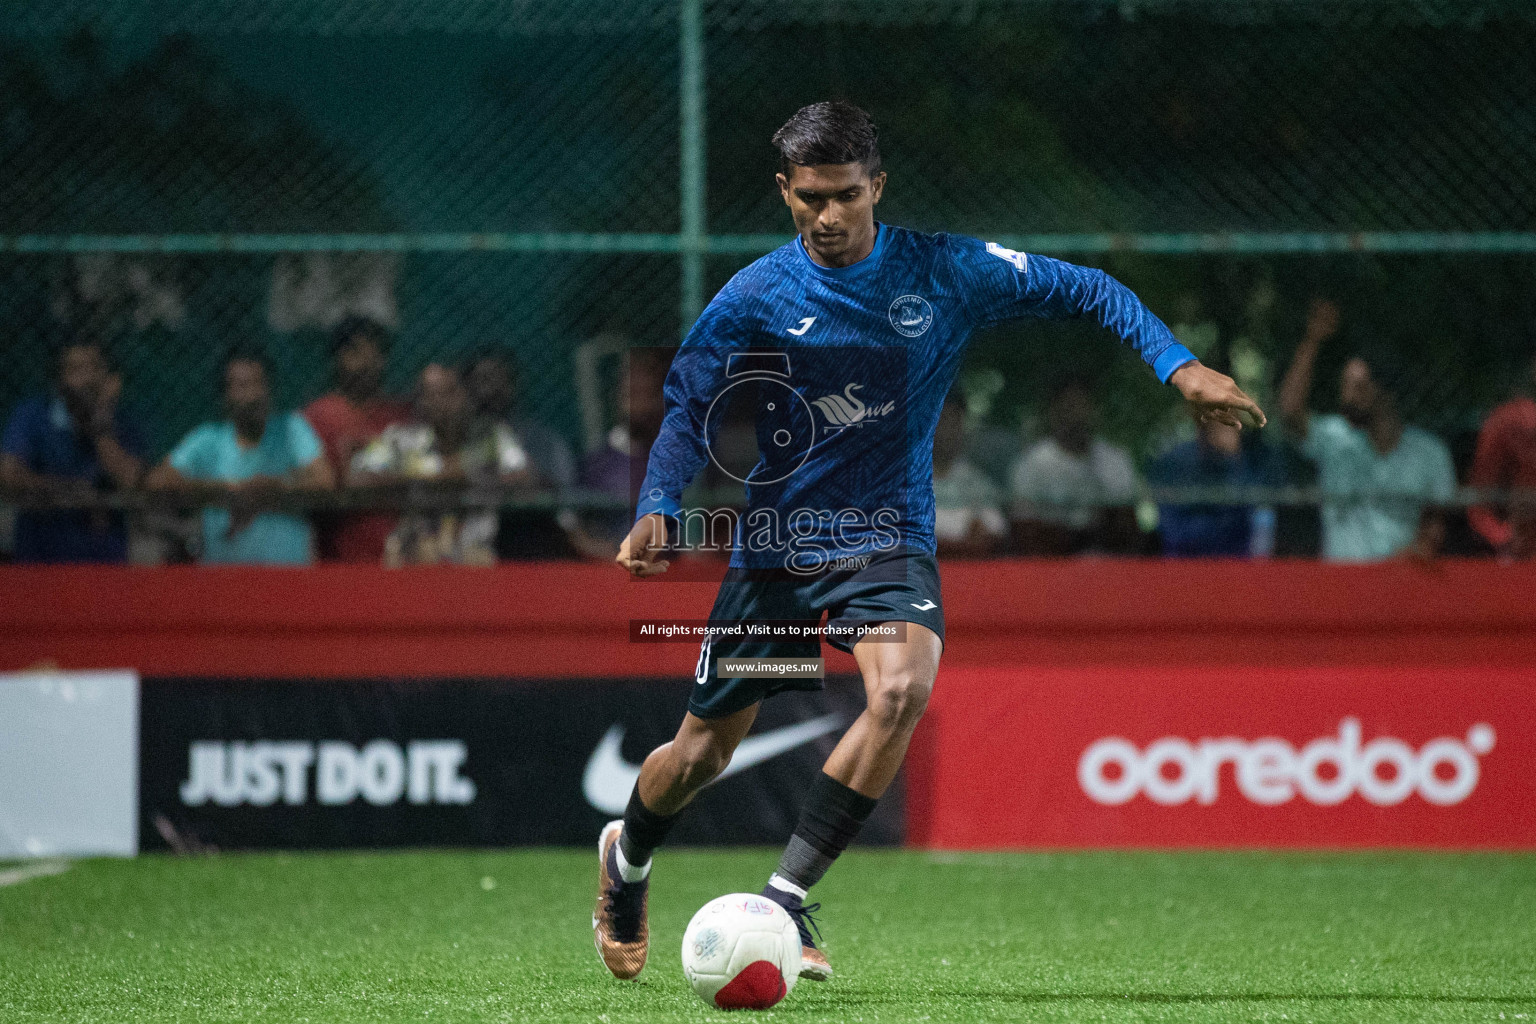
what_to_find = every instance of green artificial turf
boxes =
[0,850,1532,1023]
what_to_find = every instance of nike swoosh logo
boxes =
[911,599,937,611]
[581,714,845,815]
[787,316,816,336]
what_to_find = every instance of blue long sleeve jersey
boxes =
[636,224,1195,570]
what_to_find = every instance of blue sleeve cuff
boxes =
[634,490,681,523]
[1152,344,1198,385]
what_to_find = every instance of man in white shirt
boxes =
[933,398,1007,557]
[1279,299,1456,562]
[1008,377,1142,555]
[351,363,532,565]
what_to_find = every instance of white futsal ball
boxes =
[681,893,802,1010]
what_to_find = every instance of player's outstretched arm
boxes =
[616,512,671,578]
[956,242,1265,409]
[1168,360,1268,430]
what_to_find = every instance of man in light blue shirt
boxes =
[146,348,333,564]
[1280,299,1455,561]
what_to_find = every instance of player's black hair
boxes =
[220,344,274,383]
[330,315,391,356]
[772,101,882,179]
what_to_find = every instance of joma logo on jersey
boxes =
[811,383,896,430]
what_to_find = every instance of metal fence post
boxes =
[679,0,706,338]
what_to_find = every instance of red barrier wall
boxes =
[3,560,1536,677]
[6,559,1533,848]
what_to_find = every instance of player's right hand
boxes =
[616,512,671,578]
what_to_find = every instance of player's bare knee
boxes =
[868,671,932,732]
[674,736,733,788]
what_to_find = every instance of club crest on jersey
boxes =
[811,383,896,431]
[888,294,934,338]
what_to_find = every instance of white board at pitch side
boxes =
[0,670,138,857]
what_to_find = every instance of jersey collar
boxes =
[795,222,888,279]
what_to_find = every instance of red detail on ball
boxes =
[713,959,787,1010]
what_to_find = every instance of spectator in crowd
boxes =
[1279,298,1456,562]
[465,350,577,490]
[303,317,410,561]
[1,337,146,563]
[1468,346,1536,559]
[932,397,1007,557]
[463,350,581,559]
[352,362,523,566]
[576,350,669,555]
[1147,409,1286,558]
[145,348,332,565]
[1008,377,1141,555]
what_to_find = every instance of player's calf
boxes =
[592,711,754,979]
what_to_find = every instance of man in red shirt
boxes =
[303,317,411,561]
[1469,349,1536,558]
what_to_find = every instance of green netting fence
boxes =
[2,0,1534,552]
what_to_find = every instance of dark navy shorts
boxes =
[689,548,944,719]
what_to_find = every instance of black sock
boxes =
[618,784,680,867]
[770,772,879,894]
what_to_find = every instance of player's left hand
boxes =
[1169,361,1267,429]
